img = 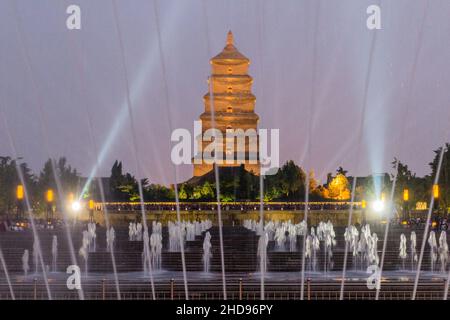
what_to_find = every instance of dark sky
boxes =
[0,0,449,185]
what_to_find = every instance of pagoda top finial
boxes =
[226,30,234,46]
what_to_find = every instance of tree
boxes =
[0,157,36,215]
[38,157,80,199]
[109,160,140,201]
[325,174,350,200]
[429,144,450,210]
[279,161,306,199]
[337,166,348,176]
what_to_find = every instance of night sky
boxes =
[0,0,449,184]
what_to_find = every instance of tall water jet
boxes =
[51,235,57,272]
[428,231,438,272]
[411,231,418,271]
[311,228,320,272]
[274,225,286,251]
[150,231,162,271]
[305,235,312,271]
[323,221,336,272]
[203,231,212,273]
[106,227,116,253]
[79,231,89,276]
[438,231,448,273]
[87,222,96,252]
[257,232,269,274]
[288,224,297,252]
[129,222,136,241]
[369,233,379,267]
[22,249,29,276]
[399,233,407,270]
[32,240,39,274]
[168,222,184,252]
[142,229,151,275]
[136,222,143,241]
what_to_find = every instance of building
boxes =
[193,31,260,176]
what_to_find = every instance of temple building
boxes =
[193,31,260,176]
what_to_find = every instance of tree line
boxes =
[0,143,448,215]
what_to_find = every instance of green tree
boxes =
[429,144,450,210]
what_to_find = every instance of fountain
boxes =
[51,235,57,272]
[274,225,286,251]
[168,221,184,252]
[129,222,136,241]
[32,240,39,274]
[438,231,448,273]
[368,232,379,267]
[428,231,438,272]
[87,222,96,252]
[399,233,407,270]
[323,221,336,272]
[202,231,212,272]
[410,231,418,271]
[305,235,312,271]
[150,231,162,271]
[142,229,151,275]
[257,231,269,273]
[79,230,89,276]
[22,249,29,276]
[311,228,320,272]
[288,224,297,252]
[136,222,143,241]
[106,227,116,252]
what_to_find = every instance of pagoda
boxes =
[193,31,260,176]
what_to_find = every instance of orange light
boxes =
[89,200,94,210]
[46,189,54,203]
[432,221,438,228]
[361,200,366,209]
[403,189,409,202]
[402,220,408,225]
[433,184,439,199]
[68,193,74,203]
[16,185,24,200]
[381,192,386,202]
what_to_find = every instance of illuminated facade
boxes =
[193,31,260,176]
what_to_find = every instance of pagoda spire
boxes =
[226,30,234,46]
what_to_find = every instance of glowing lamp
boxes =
[361,200,366,209]
[89,200,94,210]
[401,220,408,225]
[71,201,81,212]
[372,199,385,213]
[433,184,439,199]
[46,189,54,203]
[403,189,409,202]
[17,185,24,200]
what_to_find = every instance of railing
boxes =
[0,281,447,300]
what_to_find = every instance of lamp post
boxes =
[16,184,24,220]
[361,199,367,225]
[403,188,409,222]
[46,189,54,223]
[433,184,439,215]
[88,200,94,223]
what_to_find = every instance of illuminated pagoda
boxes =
[193,31,260,177]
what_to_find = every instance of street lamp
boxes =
[46,189,54,222]
[432,184,440,213]
[361,199,367,224]
[88,200,95,223]
[16,184,24,220]
[403,188,409,222]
